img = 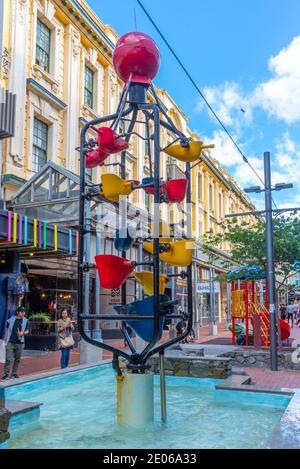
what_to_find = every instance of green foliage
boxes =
[204,215,300,280]
[28,312,51,322]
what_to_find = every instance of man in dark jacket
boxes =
[2,307,29,380]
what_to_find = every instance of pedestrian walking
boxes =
[287,303,294,328]
[57,309,75,369]
[279,304,287,320]
[1,306,29,380]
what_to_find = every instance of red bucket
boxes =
[96,127,129,154]
[95,254,134,289]
[85,148,109,168]
[165,179,187,203]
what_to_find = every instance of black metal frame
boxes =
[78,81,194,371]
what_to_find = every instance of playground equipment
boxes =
[77,32,211,427]
[227,265,290,347]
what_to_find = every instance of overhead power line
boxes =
[136,0,278,209]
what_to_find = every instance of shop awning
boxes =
[0,208,78,258]
[8,161,80,225]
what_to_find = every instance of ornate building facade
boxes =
[1,0,256,330]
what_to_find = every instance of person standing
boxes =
[287,303,294,328]
[57,309,74,369]
[279,304,287,320]
[2,306,29,380]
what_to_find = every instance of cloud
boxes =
[255,36,300,124]
[197,82,253,127]
[205,129,242,167]
[197,36,300,126]
[233,159,264,187]
[195,36,300,207]
[275,131,299,168]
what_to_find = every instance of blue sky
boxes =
[86,0,300,210]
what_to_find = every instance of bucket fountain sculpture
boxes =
[77,31,212,428]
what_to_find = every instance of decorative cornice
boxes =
[201,154,231,190]
[26,78,67,110]
[56,0,114,62]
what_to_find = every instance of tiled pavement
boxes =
[244,368,300,390]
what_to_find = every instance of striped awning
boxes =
[0,209,78,258]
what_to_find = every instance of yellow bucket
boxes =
[164,141,215,163]
[100,174,135,202]
[134,272,168,295]
[143,239,194,267]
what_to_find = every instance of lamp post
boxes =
[243,151,293,371]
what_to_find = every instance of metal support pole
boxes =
[94,206,102,342]
[193,260,199,339]
[209,268,215,324]
[159,350,167,423]
[264,151,278,371]
[226,282,231,323]
[84,201,91,315]
[185,161,194,337]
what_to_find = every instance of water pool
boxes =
[7,365,290,449]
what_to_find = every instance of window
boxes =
[84,66,94,108]
[36,19,51,72]
[218,193,222,218]
[198,220,203,237]
[198,174,202,201]
[209,183,213,212]
[32,118,48,172]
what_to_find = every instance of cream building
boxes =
[0,0,256,331]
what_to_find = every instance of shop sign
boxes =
[197,282,220,294]
[109,288,121,304]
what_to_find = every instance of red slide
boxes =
[280,318,291,341]
[259,312,291,345]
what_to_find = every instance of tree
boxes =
[203,215,300,287]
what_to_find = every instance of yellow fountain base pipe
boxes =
[116,372,154,428]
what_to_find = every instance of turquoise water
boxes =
[7,365,290,449]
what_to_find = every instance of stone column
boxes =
[9,0,30,166]
[63,24,80,173]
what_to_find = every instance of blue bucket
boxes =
[114,227,134,251]
[114,294,170,342]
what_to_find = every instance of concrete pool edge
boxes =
[267,389,300,449]
[215,374,299,449]
[0,359,112,389]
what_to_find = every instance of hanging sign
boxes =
[197,282,220,294]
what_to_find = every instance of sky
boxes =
[86,0,300,210]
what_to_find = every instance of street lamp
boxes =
[244,186,263,194]
[244,152,293,371]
